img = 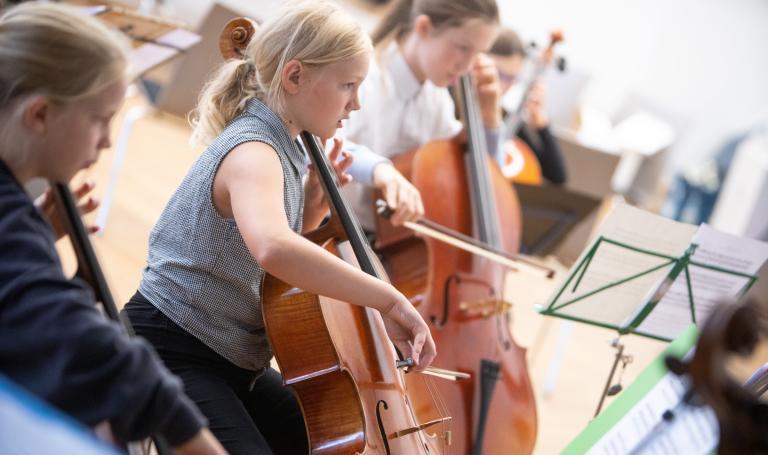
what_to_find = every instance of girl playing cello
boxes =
[339,0,505,229]
[123,1,436,453]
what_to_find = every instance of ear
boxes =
[21,95,50,135]
[282,59,304,95]
[413,14,433,38]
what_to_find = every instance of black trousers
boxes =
[123,292,308,454]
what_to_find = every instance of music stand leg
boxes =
[594,338,625,417]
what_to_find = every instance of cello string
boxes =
[422,373,451,454]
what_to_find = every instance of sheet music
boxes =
[130,29,200,77]
[127,28,200,79]
[586,372,718,455]
[637,224,768,339]
[554,204,696,326]
[155,28,201,49]
[129,43,176,78]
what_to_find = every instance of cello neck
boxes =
[299,133,383,279]
[457,74,503,249]
[52,183,124,325]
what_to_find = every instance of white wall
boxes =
[157,0,767,175]
[499,0,768,173]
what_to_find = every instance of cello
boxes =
[374,72,538,452]
[219,18,452,455]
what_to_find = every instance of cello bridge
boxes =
[459,299,512,317]
[389,416,452,440]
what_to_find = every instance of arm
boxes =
[517,125,567,184]
[216,141,436,369]
[0,196,216,450]
[464,54,504,163]
[485,126,503,165]
[339,138,424,225]
[343,139,391,186]
[519,82,567,184]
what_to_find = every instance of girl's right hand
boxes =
[380,295,436,372]
[372,163,424,226]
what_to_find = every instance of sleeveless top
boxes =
[139,97,306,370]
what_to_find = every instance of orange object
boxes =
[501,139,543,185]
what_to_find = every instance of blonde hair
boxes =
[0,2,129,165]
[371,0,499,47]
[190,0,372,146]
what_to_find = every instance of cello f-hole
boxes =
[434,274,461,327]
[376,400,392,455]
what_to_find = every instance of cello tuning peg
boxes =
[556,56,567,72]
[396,358,415,369]
[375,199,393,219]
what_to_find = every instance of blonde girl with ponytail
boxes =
[336,0,504,230]
[0,3,225,454]
[124,2,436,453]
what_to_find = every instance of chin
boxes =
[432,76,451,88]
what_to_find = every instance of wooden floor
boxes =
[58,91,752,454]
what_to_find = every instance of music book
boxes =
[538,203,768,341]
[561,325,719,454]
[80,5,201,79]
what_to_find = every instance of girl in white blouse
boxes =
[339,0,503,230]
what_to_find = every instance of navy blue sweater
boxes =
[0,160,206,446]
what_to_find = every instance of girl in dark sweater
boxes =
[0,3,224,453]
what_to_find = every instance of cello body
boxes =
[375,78,538,454]
[261,134,449,455]
[262,242,446,455]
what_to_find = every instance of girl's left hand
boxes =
[35,181,100,240]
[305,137,354,214]
[472,53,502,129]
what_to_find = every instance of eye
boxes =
[343,82,356,89]
[455,43,471,54]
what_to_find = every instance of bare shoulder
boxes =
[212,141,285,219]
[218,141,283,185]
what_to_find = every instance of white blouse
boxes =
[338,43,499,229]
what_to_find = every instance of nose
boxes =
[348,88,361,112]
[97,124,111,150]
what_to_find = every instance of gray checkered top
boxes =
[139,97,306,371]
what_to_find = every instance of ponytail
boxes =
[190,0,371,146]
[189,59,259,147]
